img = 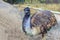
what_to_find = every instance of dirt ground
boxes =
[0,0,60,40]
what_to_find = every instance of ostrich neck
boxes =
[24,14,38,35]
[24,15,32,34]
[24,16,31,28]
[25,14,30,18]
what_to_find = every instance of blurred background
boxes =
[3,0,60,12]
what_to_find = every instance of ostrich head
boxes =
[24,7,30,16]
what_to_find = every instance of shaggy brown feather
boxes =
[31,10,57,37]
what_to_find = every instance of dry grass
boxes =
[16,4,60,14]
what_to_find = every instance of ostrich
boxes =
[22,7,57,37]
